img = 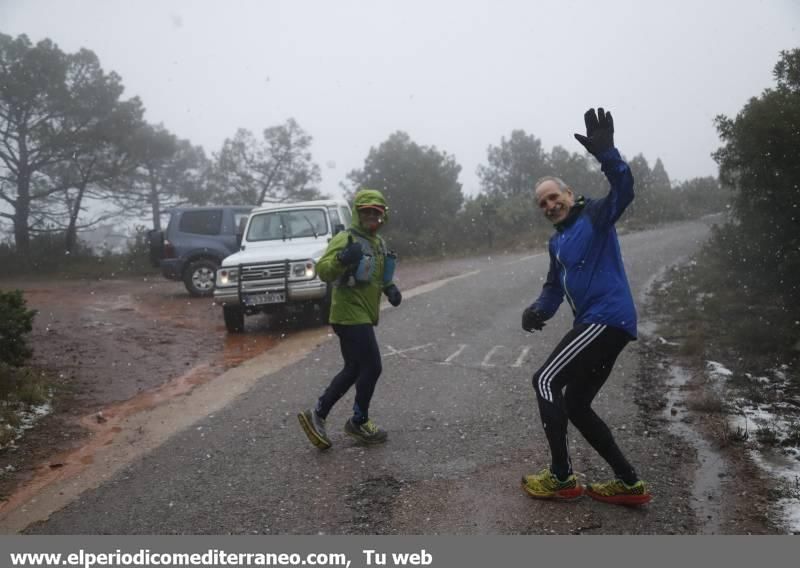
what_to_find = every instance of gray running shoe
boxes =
[298,409,332,449]
[344,418,388,444]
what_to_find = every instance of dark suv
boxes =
[149,206,253,296]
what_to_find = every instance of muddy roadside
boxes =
[0,255,487,504]
[634,288,781,536]
[633,337,777,534]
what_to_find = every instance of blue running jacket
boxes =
[531,148,637,339]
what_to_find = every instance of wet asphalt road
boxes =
[29,220,714,534]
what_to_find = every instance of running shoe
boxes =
[585,479,652,505]
[344,418,388,444]
[298,409,332,450]
[521,468,584,500]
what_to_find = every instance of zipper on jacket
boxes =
[556,239,577,314]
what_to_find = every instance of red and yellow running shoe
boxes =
[585,479,652,506]
[521,468,584,500]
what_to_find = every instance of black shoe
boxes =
[298,409,332,449]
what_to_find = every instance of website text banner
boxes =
[0,535,789,568]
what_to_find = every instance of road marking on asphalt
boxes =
[512,346,531,368]
[440,344,467,365]
[502,252,546,266]
[385,342,536,368]
[481,345,505,367]
[384,343,435,358]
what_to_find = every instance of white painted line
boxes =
[384,343,435,358]
[481,345,503,367]
[440,344,467,365]
[512,346,531,368]
[502,252,546,266]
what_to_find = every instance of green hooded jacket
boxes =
[316,189,395,326]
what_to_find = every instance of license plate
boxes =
[244,292,286,306]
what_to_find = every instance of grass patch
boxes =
[755,424,781,447]
[0,364,52,412]
[648,245,798,374]
[731,379,769,405]
[15,379,49,407]
[0,407,21,429]
[0,424,16,448]
[0,364,53,450]
[782,421,800,447]
[686,393,725,414]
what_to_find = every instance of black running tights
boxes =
[317,323,382,423]
[532,323,638,484]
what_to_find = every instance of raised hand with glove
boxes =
[521,306,546,332]
[574,107,614,158]
[383,284,402,307]
[336,234,363,267]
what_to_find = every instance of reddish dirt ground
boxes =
[0,255,486,506]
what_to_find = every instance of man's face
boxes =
[357,206,385,232]
[535,181,575,224]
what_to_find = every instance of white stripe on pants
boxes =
[537,323,607,401]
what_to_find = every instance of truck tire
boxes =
[223,305,245,333]
[183,259,218,297]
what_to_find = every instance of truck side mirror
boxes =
[333,223,345,236]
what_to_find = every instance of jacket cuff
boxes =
[596,147,622,162]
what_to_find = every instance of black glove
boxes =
[384,284,402,307]
[336,235,363,267]
[574,107,614,157]
[522,307,546,332]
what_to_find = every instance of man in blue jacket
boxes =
[520,108,651,506]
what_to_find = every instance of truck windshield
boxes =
[246,209,329,241]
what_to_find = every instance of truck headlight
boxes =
[289,260,315,280]
[217,268,239,286]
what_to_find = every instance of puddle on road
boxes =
[664,365,726,534]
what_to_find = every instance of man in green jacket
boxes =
[298,189,402,449]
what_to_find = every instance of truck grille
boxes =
[240,262,288,282]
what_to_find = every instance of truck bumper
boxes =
[287,279,328,301]
[213,279,327,306]
[213,286,241,305]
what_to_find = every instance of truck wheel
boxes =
[183,259,218,297]
[223,305,245,333]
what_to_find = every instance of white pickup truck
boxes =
[213,199,352,332]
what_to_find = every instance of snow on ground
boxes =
[17,401,52,436]
[709,361,800,533]
[0,401,53,453]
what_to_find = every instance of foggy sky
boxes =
[2,0,798,198]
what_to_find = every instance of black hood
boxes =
[554,196,587,233]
